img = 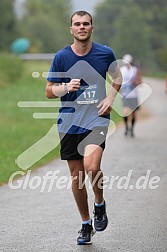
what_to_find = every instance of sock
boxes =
[124,116,128,130]
[82,218,92,225]
[95,199,105,207]
[131,116,135,130]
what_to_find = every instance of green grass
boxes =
[0,59,61,184]
[0,58,122,185]
[144,72,166,79]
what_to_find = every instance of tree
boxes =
[94,0,167,72]
[18,0,72,52]
[94,0,124,46]
[0,0,17,51]
[134,0,167,71]
[111,4,151,66]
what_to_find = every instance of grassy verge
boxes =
[0,59,61,184]
[0,57,122,185]
[144,72,166,79]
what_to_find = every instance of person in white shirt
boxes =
[120,54,142,137]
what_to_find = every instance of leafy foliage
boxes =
[0,0,72,53]
[0,0,18,51]
[94,0,167,71]
[1,0,166,71]
[111,4,151,63]
[19,0,72,52]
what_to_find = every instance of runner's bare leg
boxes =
[67,159,90,221]
[84,145,104,204]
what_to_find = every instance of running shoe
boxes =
[94,201,108,231]
[77,223,95,245]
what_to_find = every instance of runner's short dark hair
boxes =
[70,11,93,25]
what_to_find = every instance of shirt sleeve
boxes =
[108,49,117,73]
[47,53,65,83]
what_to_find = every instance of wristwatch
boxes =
[64,83,69,93]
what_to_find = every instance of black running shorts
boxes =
[59,126,108,160]
[122,97,140,110]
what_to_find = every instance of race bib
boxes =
[76,84,99,104]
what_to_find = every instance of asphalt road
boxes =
[0,77,167,252]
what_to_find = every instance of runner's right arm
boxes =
[45,79,80,98]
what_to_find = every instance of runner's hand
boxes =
[97,97,112,116]
[67,79,80,92]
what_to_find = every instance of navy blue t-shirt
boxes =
[47,42,116,134]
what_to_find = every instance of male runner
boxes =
[46,10,121,245]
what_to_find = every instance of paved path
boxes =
[0,78,167,252]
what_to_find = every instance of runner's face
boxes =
[70,14,94,42]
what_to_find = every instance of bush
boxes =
[0,53,24,86]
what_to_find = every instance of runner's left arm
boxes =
[97,67,122,116]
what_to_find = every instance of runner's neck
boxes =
[71,40,92,56]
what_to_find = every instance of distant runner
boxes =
[120,54,142,137]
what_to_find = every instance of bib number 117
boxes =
[83,90,96,99]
